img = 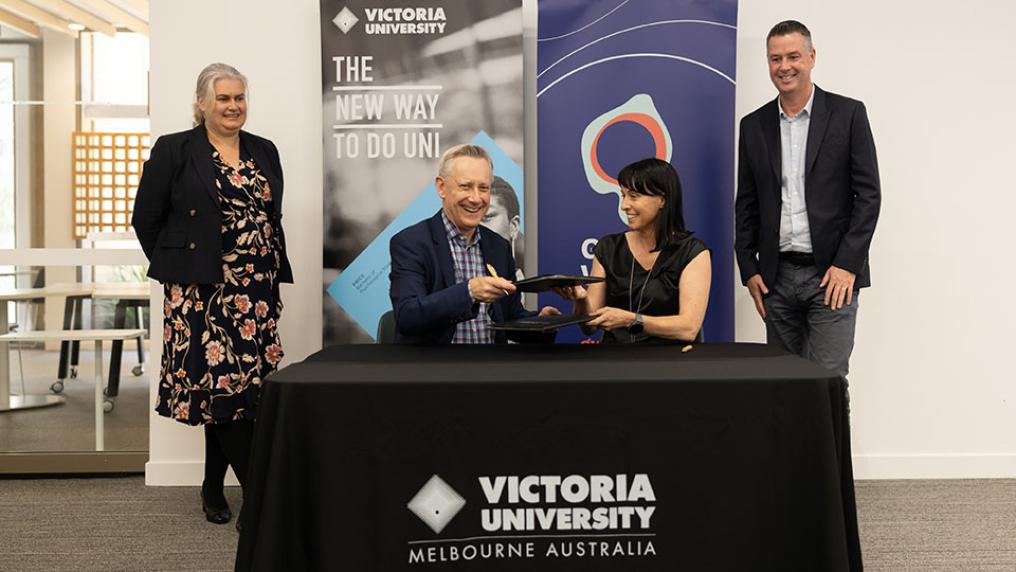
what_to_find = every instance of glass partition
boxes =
[0,28,151,473]
[1,60,15,320]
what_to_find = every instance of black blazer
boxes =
[389,211,546,344]
[131,124,293,285]
[735,86,881,289]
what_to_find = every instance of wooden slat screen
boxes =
[71,132,151,240]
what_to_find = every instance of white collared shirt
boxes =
[778,87,815,253]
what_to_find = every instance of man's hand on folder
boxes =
[468,276,516,303]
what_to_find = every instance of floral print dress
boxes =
[156,149,284,426]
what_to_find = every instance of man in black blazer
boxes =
[735,20,881,377]
[389,144,558,344]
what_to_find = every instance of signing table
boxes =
[235,344,862,572]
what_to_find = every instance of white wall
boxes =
[148,0,1016,483]
[735,1,1016,478]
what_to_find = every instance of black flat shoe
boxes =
[201,490,232,525]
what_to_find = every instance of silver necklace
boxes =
[628,251,652,343]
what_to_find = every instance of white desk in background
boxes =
[0,284,94,412]
[89,283,150,406]
[0,328,146,450]
[0,283,151,414]
[0,270,36,279]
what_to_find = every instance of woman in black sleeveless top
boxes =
[557,158,711,343]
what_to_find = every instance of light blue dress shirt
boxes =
[778,88,815,253]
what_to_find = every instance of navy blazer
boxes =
[735,86,881,289]
[389,211,541,344]
[131,123,293,285]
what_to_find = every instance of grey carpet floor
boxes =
[856,479,1016,571]
[0,476,239,572]
[1,476,1014,571]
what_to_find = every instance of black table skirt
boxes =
[235,343,862,572]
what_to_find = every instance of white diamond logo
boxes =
[332,7,359,34]
[407,475,465,534]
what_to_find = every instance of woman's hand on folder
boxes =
[586,306,637,331]
[538,306,562,317]
[552,285,587,301]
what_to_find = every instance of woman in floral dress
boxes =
[132,63,292,528]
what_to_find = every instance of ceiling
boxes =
[0,0,148,38]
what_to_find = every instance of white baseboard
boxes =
[145,460,239,486]
[852,454,1016,480]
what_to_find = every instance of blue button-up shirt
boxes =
[442,212,494,344]
[778,87,815,253]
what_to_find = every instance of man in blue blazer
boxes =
[735,20,881,377]
[389,144,559,344]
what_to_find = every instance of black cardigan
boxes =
[131,123,293,285]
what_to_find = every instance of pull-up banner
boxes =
[537,0,738,342]
[320,1,525,343]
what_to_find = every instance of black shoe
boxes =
[235,507,242,532]
[201,489,232,525]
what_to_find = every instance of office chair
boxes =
[376,310,396,344]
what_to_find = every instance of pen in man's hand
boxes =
[485,263,511,297]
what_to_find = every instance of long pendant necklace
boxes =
[628,252,652,344]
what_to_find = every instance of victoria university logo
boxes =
[333,6,447,35]
[406,472,658,565]
[332,6,359,34]
[407,475,466,534]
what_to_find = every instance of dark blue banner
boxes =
[537,0,737,342]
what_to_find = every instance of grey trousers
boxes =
[763,260,859,378]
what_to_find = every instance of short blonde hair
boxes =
[192,63,248,126]
[437,144,492,178]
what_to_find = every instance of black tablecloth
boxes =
[235,343,861,572]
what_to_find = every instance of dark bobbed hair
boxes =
[617,158,690,252]
[490,176,520,219]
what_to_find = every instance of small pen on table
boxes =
[485,263,511,297]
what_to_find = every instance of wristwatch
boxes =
[628,313,644,335]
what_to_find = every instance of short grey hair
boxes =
[437,144,492,178]
[192,63,248,126]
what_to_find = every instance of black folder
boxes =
[490,313,593,333]
[512,274,605,293]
